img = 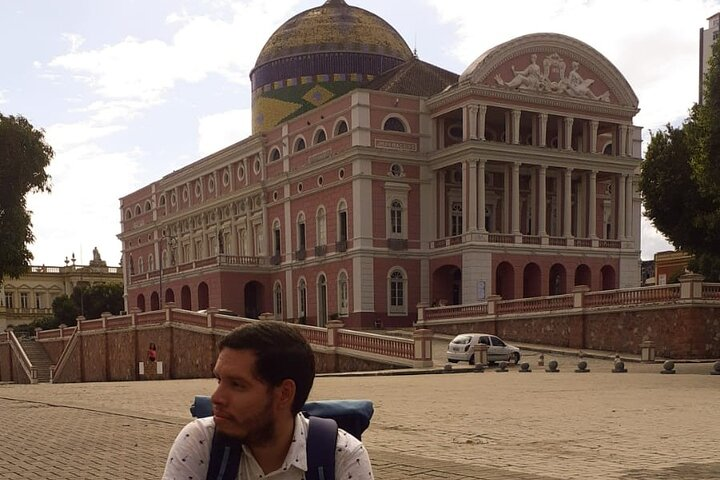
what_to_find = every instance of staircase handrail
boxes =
[50,328,80,383]
[8,330,36,383]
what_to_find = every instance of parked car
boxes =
[446,333,521,365]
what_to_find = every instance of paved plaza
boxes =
[0,346,718,480]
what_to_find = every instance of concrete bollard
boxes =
[538,353,545,367]
[495,361,509,373]
[574,361,590,373]
[518,362,532,373]
[660,360,676,374]
[443,363,453,373]
[474,362,485,373]
[612,360,628,373]
[712,361,720,375]
[545,360,559,373]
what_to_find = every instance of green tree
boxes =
[72,282,124,320]
[52,294,80,326]
[0,114,53,281]
[640,39,720,281]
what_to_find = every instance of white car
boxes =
[446,333,521,365]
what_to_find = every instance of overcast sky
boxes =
[3,0,718,266]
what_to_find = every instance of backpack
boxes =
[190,395,374,480]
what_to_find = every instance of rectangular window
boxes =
[20,292,29,309]
[339,211,348,241]
[35,294,42,309]
[4,293,12,308]
[451,202,463,236]
[298,223,306,250]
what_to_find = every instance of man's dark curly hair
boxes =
[218,321,315,414]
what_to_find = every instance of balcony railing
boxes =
[295,249,306,261]
[315,245,327,257]
[335,240,347,253]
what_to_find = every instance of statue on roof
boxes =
[89,247,107,268]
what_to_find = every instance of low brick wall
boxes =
[428,304,720,359]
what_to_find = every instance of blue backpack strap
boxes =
[207,431,243,480]
[306,416,338,480]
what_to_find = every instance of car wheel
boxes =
[511,352,521,364]
[469,354,476,365]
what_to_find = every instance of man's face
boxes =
[211,348,279,446]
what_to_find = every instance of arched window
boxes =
[138,257,145,274]
[272,220,281,260]
[390,200,403,235]
[383,116,406,132]
[313,129,327,144]
[388,269,407,315]
[145,200,152,212]
[297,212,306,252]
[316,206,327,246]
[317,274,328,327]
[137,294,146,312]
[294,137,306,152]
[125,209,132,220]
[337,200,348,243]
[335,120,348,136]
[135,204,142,215]
[270,147,281,162]
[159,195,166,206]
[297,278,307,323]
[274,282,283,318]
[338,271,349,317]
[148,254,154,271]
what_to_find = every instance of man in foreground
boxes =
[162,320,374,479]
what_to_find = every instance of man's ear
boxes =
[275,378,296,410]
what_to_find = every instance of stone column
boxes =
[564,168,573,237]
[590,120,599,153]
[462,161,469,233]
[539,113,548,147]
[468,104,479,140]
[619,125,628,157]
[511,109,521,145]
[564,117,574,150]
[512,162,521,235]
[478,105,487,141]
[438,170,446,237]
[478,159,487,233]
[467,160,478,231]
[462,105,470,141]
[538,166,547,237]
[618,174,627,239]
[625,174,633,240]
[588,171,598,239]
[438,119,445,149]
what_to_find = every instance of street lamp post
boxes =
[71,252,84,317]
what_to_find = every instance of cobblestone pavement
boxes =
[0,354,718,480]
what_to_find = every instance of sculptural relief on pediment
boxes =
[492,52,611,102]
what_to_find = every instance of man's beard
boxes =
[233,395,277,447]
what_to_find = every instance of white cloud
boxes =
[28,143,143,266]
[47,0,298,109]
[61,32,85,53]
[0,90,6,104]
[45,121,127,152]
[197,108,252,157]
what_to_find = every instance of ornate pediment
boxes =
[493,52,610,102]
[459,33,638,109]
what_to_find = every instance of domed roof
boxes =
[254,0,413,68]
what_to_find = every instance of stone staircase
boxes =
[18,338,53,383]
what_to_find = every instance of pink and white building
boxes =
[119,1,642,329]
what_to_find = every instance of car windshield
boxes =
[451,335,473,345]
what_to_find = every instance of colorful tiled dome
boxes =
[250,0,413,133]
